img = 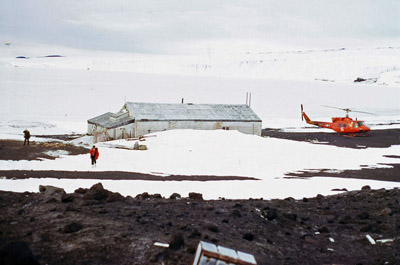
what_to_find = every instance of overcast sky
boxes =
[1,0,399,53]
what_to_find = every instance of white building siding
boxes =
[135,121,261,136]
[90,124,136,143]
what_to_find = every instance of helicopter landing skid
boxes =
[341,133,368,137]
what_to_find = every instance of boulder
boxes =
[169,193,181,200]
[39,185,65,196]
[168,234,185,250]
[83,183,109,201]
[188,192,203,200]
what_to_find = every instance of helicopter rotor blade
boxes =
[349,110,377,115]
[321,105,350,112]
[321,105,376,115]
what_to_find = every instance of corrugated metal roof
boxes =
[88,102,261,128]
[124,102,261,122]
[88,112,135,129]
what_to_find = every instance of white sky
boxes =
[1,0,399,53]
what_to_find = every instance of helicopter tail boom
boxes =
[301,105,332,129]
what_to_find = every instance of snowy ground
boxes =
[0,43,400,199]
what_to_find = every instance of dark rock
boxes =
[83,183,110,201]
[106,192,125,202]
[188,229,201,238]
[169,193,181,199]
[168,234,185,250]
[150,249,169,262]
[0,241,40,265]
[304,236,318,244]
[136,192,150,200]
[39,185,65,196]
[339,216,352,224]
[316,194,325,200]
[61,193,74,203]
[231,209,241,218]
[354,77,367,82]
[357,212,370,220]
[361,185,371,191]
[283,212,297,221]
[64,205,78,212]
[302,197,309,202]
[380,208,392,216]
[17,209,25,215]
[186,246,197,254]
[360,224,372,232]
[188,192,203,200]
[264,208,278,221]
[243,232,254,241]
[74,188,87,194]
[284,197,295,202]
[46,55,63,57]
[318,226,330,233]
[208,225,219,233]
[331,188,348,192]
[62,222,82,233]
[151,193,162,199]
[45,198,58,204]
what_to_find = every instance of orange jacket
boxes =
[89,148,99,160]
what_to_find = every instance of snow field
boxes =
[1,130,399,199]
[1,43,400,199]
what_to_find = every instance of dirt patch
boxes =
[0,184,399,265]
[262,128,400,149]
[0,140,89,161]
[285,163,400,182]
[262,128,400,182]
[0,170,258,181]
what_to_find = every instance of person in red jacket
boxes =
[89,146,99,166]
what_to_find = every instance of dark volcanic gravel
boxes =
[262,128,400,149]
[1,184,399,265]
[262,128,400,182]
[0,140,88,161]
[0,170,257,181]
[1,130,400,264]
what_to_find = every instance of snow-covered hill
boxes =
[2,44,400,86]
[1,43,399,132]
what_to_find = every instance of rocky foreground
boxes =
[0,184,399,265]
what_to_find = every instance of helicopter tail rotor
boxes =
[301,104,304,121]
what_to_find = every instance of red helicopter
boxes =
[301,105,372,136]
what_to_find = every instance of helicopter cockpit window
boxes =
[343,124,346,128]
[339,124,342,127]
[358,121,365,126]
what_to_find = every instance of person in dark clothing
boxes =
[23,130,30,146]
[89,145,99,166]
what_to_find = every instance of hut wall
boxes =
[135,120,261,136]
[87,123,97,135]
